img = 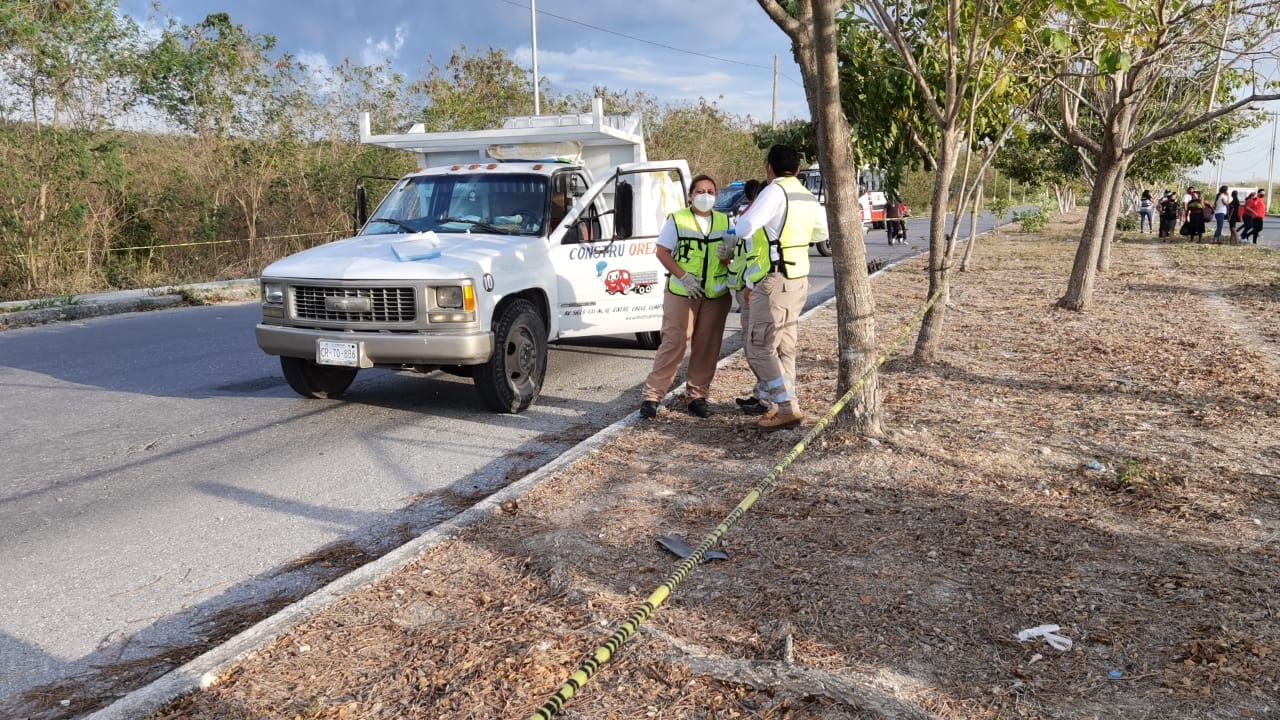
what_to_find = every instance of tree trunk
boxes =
[913,125,962,363]
[1095,157,1130,273]
[1058,149,1125,311]
[960,182,982,272]
[809,0,881,434]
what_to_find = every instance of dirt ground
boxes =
[151,211,1279,720]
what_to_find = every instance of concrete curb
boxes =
[0,280,259,330]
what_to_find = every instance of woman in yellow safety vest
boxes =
[638,174,734,420]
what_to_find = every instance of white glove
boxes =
[715,241,735,261]
[675,272,705,299]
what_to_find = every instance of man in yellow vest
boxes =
[638,175,733,419]
[732,145,828,430]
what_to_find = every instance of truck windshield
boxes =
[363,173,550,237]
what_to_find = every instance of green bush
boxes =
[986,196,1012,226]
[1012,206,1050,233]
[1115,213,1138,231]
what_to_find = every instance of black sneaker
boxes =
[735,396,761,407]
[688,398,711,418]
[741,400,772,416]
[639,401,659,419]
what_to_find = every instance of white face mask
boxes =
[691,193,716,212]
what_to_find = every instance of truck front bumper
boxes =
[256,324,494,366]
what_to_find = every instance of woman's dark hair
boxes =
[743,179,762,202]
[689,174,717,193]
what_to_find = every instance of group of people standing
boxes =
[639,144,829,431]
[1148,184,1267,244]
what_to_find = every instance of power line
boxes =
[496,0,803,87]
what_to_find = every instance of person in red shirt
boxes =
[1241,191,1266,244]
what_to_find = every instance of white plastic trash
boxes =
[1016,623,1073,651]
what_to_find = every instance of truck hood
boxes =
[261,231,535,281]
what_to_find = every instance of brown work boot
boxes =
[757,405,802,430]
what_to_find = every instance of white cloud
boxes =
[361,22,408,67]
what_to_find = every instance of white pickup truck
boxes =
[256,99,690,412]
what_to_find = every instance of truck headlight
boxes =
[436,285,463,308]
[434,284,475,311]
[429,284,476,323]
[262,281,285,305]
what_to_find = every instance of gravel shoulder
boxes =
[117,212,1280,719]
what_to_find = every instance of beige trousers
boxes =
[744,272,808,409]
[642,290,732,402]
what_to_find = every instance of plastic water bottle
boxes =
[721,224,742,263]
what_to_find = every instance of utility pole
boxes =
[772,55,778,128]
[1268,111,1277,212]
[530,0,540,115]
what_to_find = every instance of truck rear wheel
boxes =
[635,331,662,349]
[474,299,547,413]
[280,356,358,399]
[814,238,833,257]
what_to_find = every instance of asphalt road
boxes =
[0,212,995,716]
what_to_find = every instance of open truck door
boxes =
[549,161,689,339]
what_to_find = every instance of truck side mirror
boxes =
[354,183,369,233]
[615,180,634,240]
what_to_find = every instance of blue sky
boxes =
[1194,107,1280,187]
[109,0,1277,187]
[114,0,811,125]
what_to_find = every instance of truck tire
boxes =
[474,299,547,413]
[635,331,662,349]
[814,238,833,257]
[280,356,358,399]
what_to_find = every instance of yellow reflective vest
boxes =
[771,176,820,280]
[666,208,731,299]
[727,225,769,291]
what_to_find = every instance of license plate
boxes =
[317,339,360,367]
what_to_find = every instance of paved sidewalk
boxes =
[0,279,259,330]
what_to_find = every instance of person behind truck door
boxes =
[732,144,828,431]
[638,174,733,420]
[454,187,485,221]
[718,179,772,415]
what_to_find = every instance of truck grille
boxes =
[292,286,417,323]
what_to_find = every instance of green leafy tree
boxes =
[994,124,1084,211]
[136,12,278,139]
[410,46,536,132]
[0,0,143,293]
[856,0,1056,363]
[648,98,761,185]
[1030,0,1280,310]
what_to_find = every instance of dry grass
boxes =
[147,210,1280,719]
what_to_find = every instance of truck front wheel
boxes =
[814,238,833,257]
[474,299,547,413]
[280,356,358,399]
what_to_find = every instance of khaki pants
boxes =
[642,290,732,402]
[744,272,808,409]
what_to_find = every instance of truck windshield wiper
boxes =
[366,217,420,234]
[437,216,512,235]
